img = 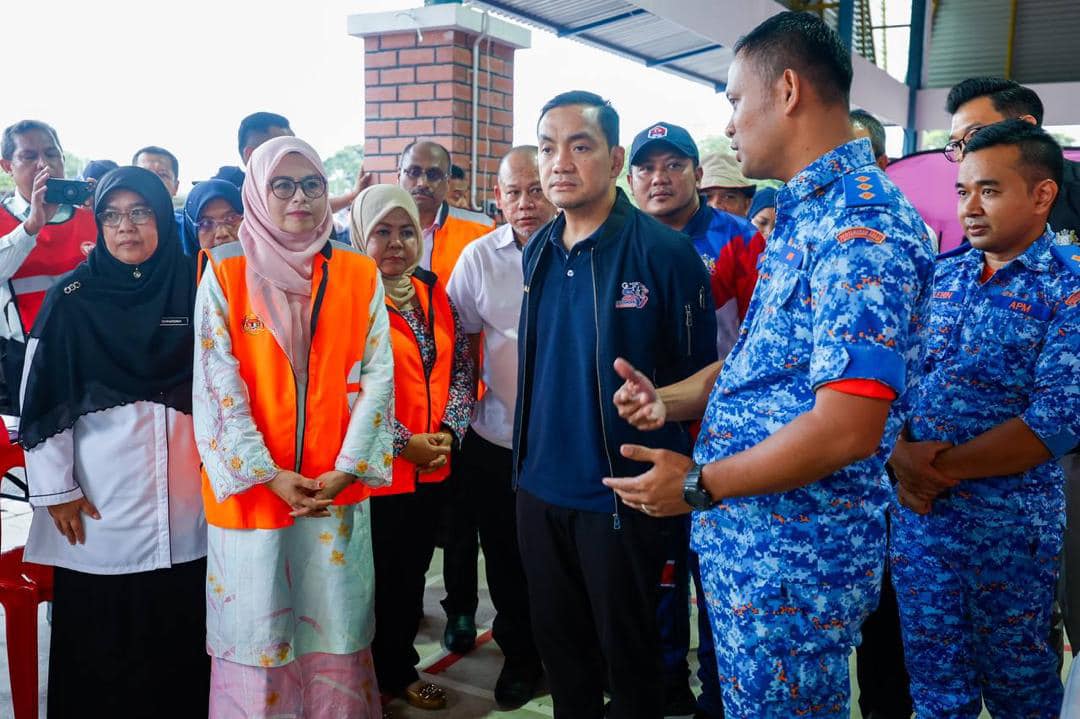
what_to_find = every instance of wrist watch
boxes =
[682,463,715,510]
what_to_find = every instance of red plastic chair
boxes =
[0,433,52,719]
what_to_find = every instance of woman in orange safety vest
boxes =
[350,184,475,711]
[194,137,394,718]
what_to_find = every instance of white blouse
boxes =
[22,339,207,574]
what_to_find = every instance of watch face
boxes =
[684,487,712,510]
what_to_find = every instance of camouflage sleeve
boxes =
[1022,301,1080,458]
[807,210,929,396]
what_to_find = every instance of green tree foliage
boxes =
[324,145,364,197]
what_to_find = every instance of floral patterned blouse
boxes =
[391,299,475,456]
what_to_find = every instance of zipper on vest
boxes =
[294,262,330,473]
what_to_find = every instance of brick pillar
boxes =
[349,6,530,210]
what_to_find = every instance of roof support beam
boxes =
[646,44,724,68]
[558,9,649,37]
[904,0,928,154]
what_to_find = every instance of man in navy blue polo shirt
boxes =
[513,91,716,719]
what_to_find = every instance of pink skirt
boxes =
[209,648,382,718]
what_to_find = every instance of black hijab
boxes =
[19,166,197,450]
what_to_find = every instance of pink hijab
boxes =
[239,136,332,371]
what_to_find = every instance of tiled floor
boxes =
[0,492,1072,718]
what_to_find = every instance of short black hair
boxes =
[399,140,451,172]
[734,11,853,106]
[964,119,1063,190]
[132,146,179,179]
[538,91,620,150]
[237,112,292,157]
[450,164,466,180]
[2,120,62,161]
[850,109,886,159]
[946,77,1044,126]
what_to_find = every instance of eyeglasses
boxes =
[194,213,242,234]
[269,175,327,200]
[401,165,447,183]
[97,207,155,227]
[944,126,983,163]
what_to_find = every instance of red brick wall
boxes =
[363,29,516,208]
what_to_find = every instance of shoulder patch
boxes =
[842,173,887,207]
[1050,243,1080,276]
[836,226,886,244]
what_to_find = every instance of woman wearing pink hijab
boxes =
[193,136,394,718]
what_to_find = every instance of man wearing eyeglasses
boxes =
[397,139,494,658]
[945,78,1078,246]
[0,120,97,414]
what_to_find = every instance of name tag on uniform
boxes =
[160,316,190,327]
[989,294,1051,321]
[932,289,965,303]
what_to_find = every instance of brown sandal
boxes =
[404,681,447,710]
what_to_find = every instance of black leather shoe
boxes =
[494,660,542,710]
[442,613,476,654]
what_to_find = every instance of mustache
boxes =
[410,188,434,198]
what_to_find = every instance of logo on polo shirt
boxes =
[647,125,668,139]
[242,313,267,335]
[615,281,650,309]
[80,241,95,256]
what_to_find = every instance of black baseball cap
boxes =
[629,122,699,166]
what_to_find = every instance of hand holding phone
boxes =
[44,178,94,206]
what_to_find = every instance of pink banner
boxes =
[886,148,1080,252]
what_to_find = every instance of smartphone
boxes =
[44,178,94,206]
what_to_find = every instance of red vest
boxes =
[198,241,383,529]
[371,272,456,496]
[0,204,96,333]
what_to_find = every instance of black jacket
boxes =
[512,189,718,496]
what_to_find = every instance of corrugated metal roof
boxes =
[1013,0,1080,84]
[473,0,733,91]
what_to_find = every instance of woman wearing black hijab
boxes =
[19,166,209,718]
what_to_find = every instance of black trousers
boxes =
[856,511,912,719]
[440,449,480,618]
[49,558,209,719]
[370,480,448,694]
[517,488,673,719]
[447,429,541,666]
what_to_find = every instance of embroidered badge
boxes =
[80,241,95,256]
[242,313,267,335]
[836,226,886,244]
[989,293,1052,321]
[932,289,965,303]
[647,124,668,139]
[615,281,650,309]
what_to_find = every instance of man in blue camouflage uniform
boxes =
[604,12,934,717]
[889,121,1080,717]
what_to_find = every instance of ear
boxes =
[242,147,253,164]
[493,183,503,205]
[694,165,704,184]
[780,68,800,117]
[1019,114,1038,127]
[610,145,626,180]
[1032,178,1059,215]
[0,159,11,175]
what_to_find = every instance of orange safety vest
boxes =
[0,204,96,334]
[429,204,494,286]
[198,241,384,529]
[371,269,456,496]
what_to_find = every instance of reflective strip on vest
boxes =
[10,274,64,295]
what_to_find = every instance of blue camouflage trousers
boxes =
[696,546,883,717]
[890,501,1063,718]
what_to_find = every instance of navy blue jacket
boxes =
[512,189,717,491]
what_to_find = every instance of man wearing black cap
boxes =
[627,121,766,718]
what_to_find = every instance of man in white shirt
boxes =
[445,146,556,710]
